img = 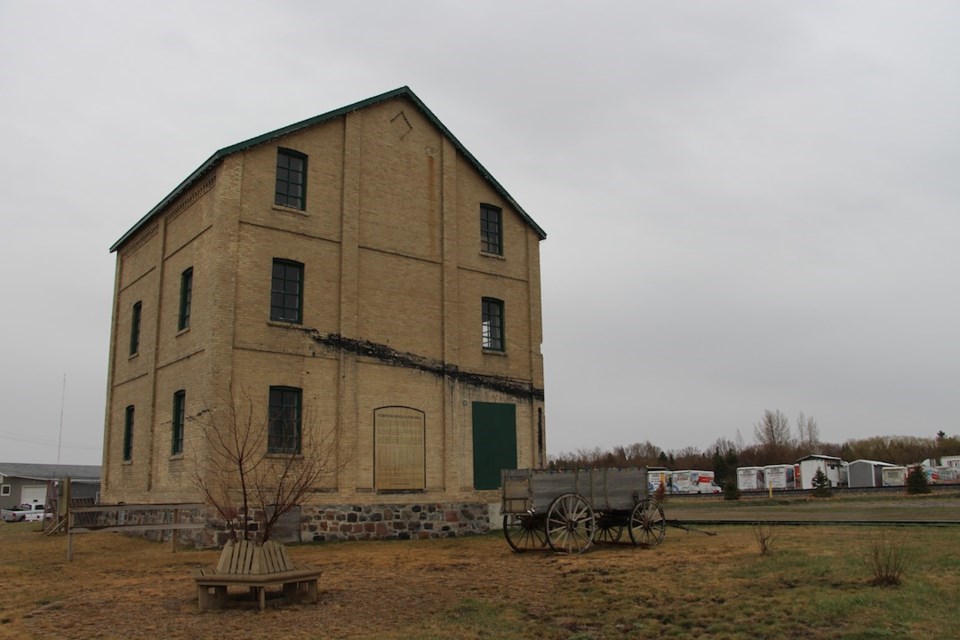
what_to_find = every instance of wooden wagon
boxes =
[500,467,666,554]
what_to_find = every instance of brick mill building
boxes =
[101,87,546,540]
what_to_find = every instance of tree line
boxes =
[548,409,960,485]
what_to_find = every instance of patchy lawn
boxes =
[1,494,958,639]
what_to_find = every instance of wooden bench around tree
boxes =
[192,539,322,611]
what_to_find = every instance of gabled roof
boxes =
[111,86,546,252]
[0,462,101,482]
[848,459,894,467]
[796,454,843,463]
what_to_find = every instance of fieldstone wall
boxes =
[96,501,495,548]
[300,502,492,542]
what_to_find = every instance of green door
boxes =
[472,402,517,490]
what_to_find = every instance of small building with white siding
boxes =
[941,455,960,470]
[797,454,844,489]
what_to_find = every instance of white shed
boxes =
[797,454,844,489]
[941,455,960,470]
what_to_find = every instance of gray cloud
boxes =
[2,1,957,464]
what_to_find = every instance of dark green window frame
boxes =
[123,405,135,462]
[178,267,193,331]
[171,390,185,456]
[480,204,502,255]
[275,148,307,210]
[268,386,302,454]
[271,259,304,323]
[482,297,504,351]
[129,301,142,355]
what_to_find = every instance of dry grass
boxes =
[1,496,959,639]
[752,520,777,555]
[860,532,908,586]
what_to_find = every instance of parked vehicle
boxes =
[670,470,721,494]
[764,464,797,490]
[736,467,765,491]
[1,503,46,522]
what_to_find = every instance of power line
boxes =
[0,430,101,451]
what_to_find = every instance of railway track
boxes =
[669,483,960,500]
[670,518,960,527]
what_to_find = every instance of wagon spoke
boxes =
[594,517,624,544]
[503,514,548,552]
[546,493,595,554]
[628,498,666,548]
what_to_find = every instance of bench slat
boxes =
[239,540,251,574]
[264,540,283,573]
[277,542,293,572]
[216,540,234,573]
[211,539,301,577]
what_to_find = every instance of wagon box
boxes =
[500,467,664,554]
[502,467,648,514]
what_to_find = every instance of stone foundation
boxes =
[97,500,495,548]
[299,502,492,543]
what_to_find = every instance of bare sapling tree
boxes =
[754,409,791,447]
[191,386,340,544]
[796,412,820,450]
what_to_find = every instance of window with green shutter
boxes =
[275,148,307,210]
[178,267,193,330]
[482,298,504,351]
[268,386,302,454]
[480,204,502,255]
[171,390,185,456]
[130,301,142,355]
[271,259,304,323]
[123,405,134,462]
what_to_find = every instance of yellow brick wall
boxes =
[103,94,546,507]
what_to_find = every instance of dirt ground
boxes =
[2,527,616,640]
[3,492,959,640]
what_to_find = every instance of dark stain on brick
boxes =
[303,329,544,402]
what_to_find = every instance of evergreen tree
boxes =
[723,481,741,501]
[906,465,932,494]
[811,468,832,497]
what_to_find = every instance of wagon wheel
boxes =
[502,513,548,552]
[628,498,665,547]
[546,493,595,554]
[594,514,624,544]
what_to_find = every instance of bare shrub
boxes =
[860,532,907,586]
[753,520,776,555]
[191,386,343,543]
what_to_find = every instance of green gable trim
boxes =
[110,86,545,253]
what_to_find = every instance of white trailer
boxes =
[881,466,907,487]
[647,468,670,493]
[764,464,796,490]
[736,467,765,491]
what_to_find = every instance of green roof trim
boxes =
[110,86,545,252]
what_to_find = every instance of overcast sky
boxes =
[2,1,958,466]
